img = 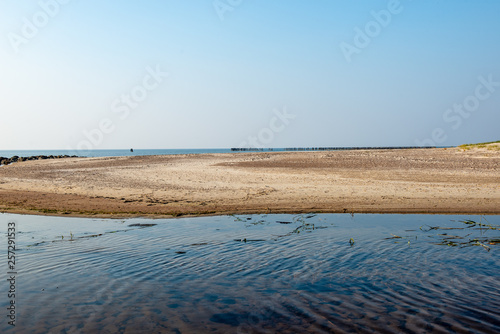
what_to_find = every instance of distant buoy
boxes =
[130,148,134,152]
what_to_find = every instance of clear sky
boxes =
[1,0,499,150]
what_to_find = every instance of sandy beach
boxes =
[0,147,498,217]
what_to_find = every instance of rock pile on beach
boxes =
[0,155,79,166]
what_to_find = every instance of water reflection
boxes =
[1,213,499,333]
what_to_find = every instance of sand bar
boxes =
[0,147,499,217]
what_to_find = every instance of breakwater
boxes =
[0,155,78,166]
[231,146,436,151]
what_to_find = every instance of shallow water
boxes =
[1,213,499,333]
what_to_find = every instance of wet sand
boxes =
[0,147,498,217]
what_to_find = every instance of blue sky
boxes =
[1,0,499,150]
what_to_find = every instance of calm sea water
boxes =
[1,213,499,333]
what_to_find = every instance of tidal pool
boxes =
[1,213,499,333]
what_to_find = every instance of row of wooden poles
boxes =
[230,146,436,151]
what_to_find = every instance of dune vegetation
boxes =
[459,141,500,151]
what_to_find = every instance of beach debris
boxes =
[471,240,491,252]
[233,238,266,242]
[246,220,266,226]
[270,214,328,240]
[25,224,154,248]
[231,215,244,222]
[400,218,499,251]
[127,223,157,227]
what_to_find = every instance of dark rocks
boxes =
[0,154,81,166]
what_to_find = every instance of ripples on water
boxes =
[1,213,499,333]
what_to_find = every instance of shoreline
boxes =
[0,148,498,218]
[1,207,499,220]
